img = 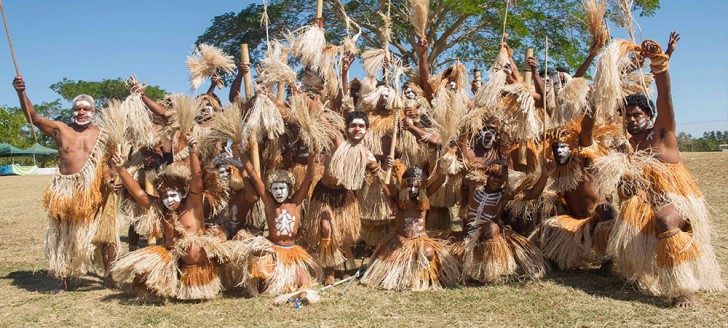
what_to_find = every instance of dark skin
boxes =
[317,116,384,285]
[626,34,692,308]
[129,76,173,157]
[234,145,316,247]
[555,113,605,219]
[415,37,435,101]
[463,161,555,239]
[526,52,595,108]
[100,164,123,286]
[382,171,446,259]
[112,134,209,267]
[13,77,100,175]
[401,106,442,147]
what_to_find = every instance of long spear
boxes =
[543,37,549,159]
[0,0,36,143]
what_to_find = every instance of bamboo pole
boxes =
[0,0,36,143]
[277,55,287,102]
[518,47,535,165]
[543,38,549,159]
[241,44,260,176]
[316,0,323,18]
[384,101,402,185]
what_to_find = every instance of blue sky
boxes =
[0,1,725,137]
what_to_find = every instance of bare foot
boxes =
[102,275,116,289]
[671,294,695,308]
[324,273,335,286]
[342,273,351,280]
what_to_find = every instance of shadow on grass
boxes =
[3,270,105,293]
[545,268,670,308]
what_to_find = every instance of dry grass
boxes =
[1,153,727,327]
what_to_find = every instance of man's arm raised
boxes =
[292,149,317,206]
[416,37,435,101]
[130,75,167,118]
[110,154,152,209]
[13,76,59,137]
[644,40,677,138]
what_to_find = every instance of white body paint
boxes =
[404,217,425,238]
[275,209,295,237]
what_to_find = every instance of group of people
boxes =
[12,11,724,309]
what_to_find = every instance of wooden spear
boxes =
[543,37,550,159]
[0,0,36,143]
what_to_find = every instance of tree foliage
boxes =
[0,101,64,148]
[50,78,166,108]
[677,131,728,152]
[197,0,660,77]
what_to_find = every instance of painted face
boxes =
[625,106,651,135]
[270,182,290,203]
[448,80,457,91]
[347,118,367,141]
[162,190,183,210]
[217,164,230,185]
[72,101,94,126]
[377,88,390,108]
[479,128,497,150]
[404,87,416,100]
[404,178,421,199]
[552,142,572,165]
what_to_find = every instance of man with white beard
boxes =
[13,76,107,292]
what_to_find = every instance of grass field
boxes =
[0,152,726,327]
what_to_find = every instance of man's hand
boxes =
[401,116,413,131]
[415,37,428,56]
[111,177,123,192]
[313,17,324,29]
[526,57,539,73]
[238,62,250,76]
[640,40,662,60]
[381,155,394,171]
[342,52,355,71]
[186,133,198,150]
[666,31,680,57]
[129,75,147,95]
[110,153,125,168]
[541,159,556,177]
[12,76,25,93]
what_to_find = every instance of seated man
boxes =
[460,160,553,283]
[361,165,460,291]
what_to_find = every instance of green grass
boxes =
[0,152,726,327]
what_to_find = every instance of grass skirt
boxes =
[300,182,360,267]
[361,233,460,291]
[111,245,178,300]
[225,236,322,296]
[462,227,546,283]
[608,163,725,297]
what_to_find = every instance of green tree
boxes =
[197,0,660,75]
[50,78,167,108]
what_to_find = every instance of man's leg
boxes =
[654,205,694,308]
